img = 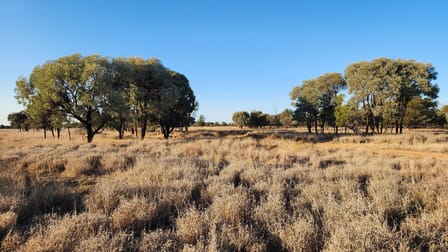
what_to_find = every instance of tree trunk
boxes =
[365,116,369,134]
[68,127,71,140]
[314,120,318,134]
[86,124,94,143]
[141,119,147,140]
[160,123,174,140]
[118,119,125,139]
[51,128,55,138]
[43,128,47,139]
[57,128,61,139]
[399,116,404,134]
[163,130,170,139]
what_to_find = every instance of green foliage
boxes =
[403,97,444,128]
[14,54,197,142]
[152,70,197,139]
[290,73,346,133]
[7,111,30,130]
[277,109,293,128]
[345,58,438,134]
[232,111,250,128]
[248,111,268,128]
[266,114,281,127]
[335,104,361,133]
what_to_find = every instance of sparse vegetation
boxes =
[0,128,447,251]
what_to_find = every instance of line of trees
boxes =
[13,54,197,142]
[232,109,294,129]
[290,58,446,134]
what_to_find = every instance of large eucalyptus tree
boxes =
[290,72,346,133]
[16,54,116,142]
[345,58,438,134]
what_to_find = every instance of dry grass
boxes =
[0,128,447,251]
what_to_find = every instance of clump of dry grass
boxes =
[0,211,16,240]
[176,207,209,245]
[20,213,109,251]
[111,196,156,232]
[0,128,447,251]
[139,229,178,251]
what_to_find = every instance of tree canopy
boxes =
[290,72,346,133]
[345,58,438,134]
[15,54,197,142]
[290,58,442,134]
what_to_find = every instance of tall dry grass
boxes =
[0,128,447,251]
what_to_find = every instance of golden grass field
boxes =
[0,127,447,251]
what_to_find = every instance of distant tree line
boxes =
[290,58,446,134]
[231,58,446,134]
[12,54,197,142]
[232,109,294,129]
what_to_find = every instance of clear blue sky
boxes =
[1,0,447,125]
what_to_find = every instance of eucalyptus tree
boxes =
[290,73,346,133]
[151,70,197,139]
[277,109,294,128]
[7,111,30,131]
[16,54,198,141]
[108,58,134,139]
[403,96,441,128]
[129,58,166,139]
[335,103,361,134]
[345,58,438,134]
[290,81,319,133]
[16,54,115,142]
[232,111,250,128]
[129,58,197,139]
[248,111,267,128]
[391,59,438,133]
[345,58,395,134]
[16,74,62,138]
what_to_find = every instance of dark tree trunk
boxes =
[43,128,47,139]
[160,122,174,140]
[314,120,318,134]
[57,128,61,139]
[117,119,125,139]
[399,116,404,134]
[67,127,71,140]
[365,116,369,134]
[141,119,147,140]
[51,128,55,138]
[86,124,94,143]
[163,130,170,139]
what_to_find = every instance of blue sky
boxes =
[1,1,447,125]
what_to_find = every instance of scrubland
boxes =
[0,128,447,251]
